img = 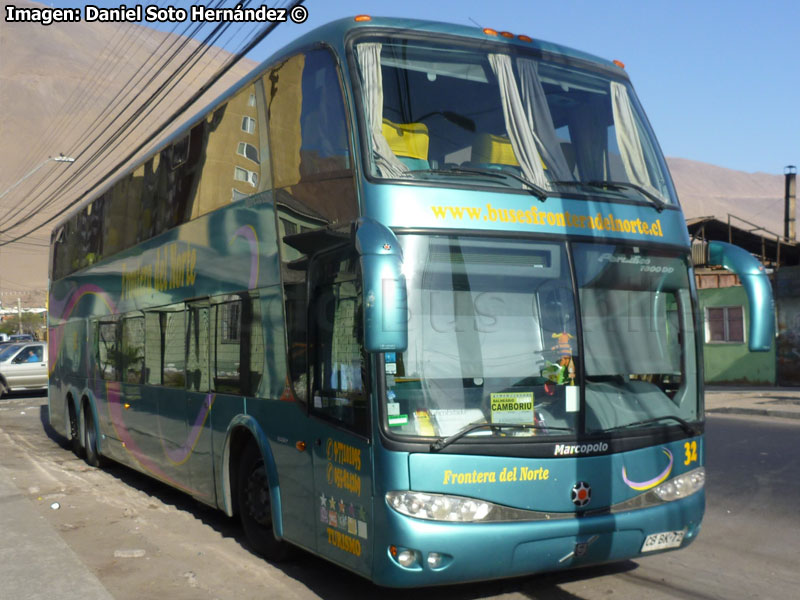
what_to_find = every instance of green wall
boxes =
[698,286,776,385]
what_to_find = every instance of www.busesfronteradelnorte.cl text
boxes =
[431,203,664,237]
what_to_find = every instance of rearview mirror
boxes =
[354,218,408,353]
[707,241,774,352]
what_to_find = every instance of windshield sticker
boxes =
[414,410,436,436]
[491,392,534,424]
[387,401,408,427]
[388,414,408,427]
[622,448,674,491]
[565,386,579,412]
[430,408,486,436]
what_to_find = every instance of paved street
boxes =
[0,390,798,599]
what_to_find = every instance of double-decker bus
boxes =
[48,15,774,587]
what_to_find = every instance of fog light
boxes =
[427,552,443,569]
[397,549,416,567]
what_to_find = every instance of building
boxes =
[688,215,800,385]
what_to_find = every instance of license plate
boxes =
[641,529,686,552]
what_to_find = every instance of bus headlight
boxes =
[387,491,493,521]
[653,467,705,502]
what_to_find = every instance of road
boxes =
[0,392,798,599]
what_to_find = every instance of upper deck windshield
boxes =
[382,234,700,444]
[353,35,676,207]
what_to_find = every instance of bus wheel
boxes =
[82,404,103,468]
[238,442,291,561]
[68,401,84,458]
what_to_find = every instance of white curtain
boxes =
[610,82,652,189]
[517,58,573,181]
[355,43,408,178]
[488,54,549,190]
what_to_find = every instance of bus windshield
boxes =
[574,243,699,432]
[353,36,676,206]
[382,235,699,441]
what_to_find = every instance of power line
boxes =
[0,0,231,228]
[0,0,306,246]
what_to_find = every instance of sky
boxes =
[24,1,800,174]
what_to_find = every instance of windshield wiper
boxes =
[554,180,668,212]
[605,415,699,437]
[430,421,573,452]
[412,166,548,201]
[586,180,668,212]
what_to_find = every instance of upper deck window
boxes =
[352,36,676,206]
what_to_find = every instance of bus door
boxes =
[307,250,373,573]
[184,299,216,503]
[97,315,155,464]
[147,304,193,493]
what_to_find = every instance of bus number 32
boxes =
[684,441,698,466]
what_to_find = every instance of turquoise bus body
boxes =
[46,15,758,588]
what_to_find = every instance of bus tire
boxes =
[82,403,103,468]
[238,441,291,561]
[68,399,84,458]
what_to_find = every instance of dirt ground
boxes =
[0,393,541,599]
[9,392,790,600]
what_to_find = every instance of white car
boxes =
[0,342,48,396]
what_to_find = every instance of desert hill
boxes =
[668,157,786,235]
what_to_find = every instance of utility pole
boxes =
[785,165,796,241]
[17,298,22,335]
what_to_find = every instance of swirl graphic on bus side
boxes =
[160,393,216,465]
[230,224,259,289]
[105,381,198,495]
[622,448,673,491]
[48,284,117,375]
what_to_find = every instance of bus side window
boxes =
[144,311,162,385]
[213,300,242,394]
[161,305,186,388]
[97,318,120,381]
[211,294,263,397]
[310,256,368,435]
[186,304,210,392]
[121,314,145,384]
[271,48,358,408]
